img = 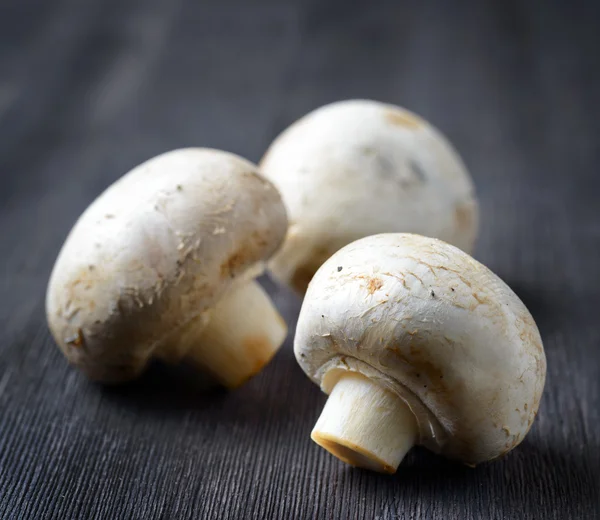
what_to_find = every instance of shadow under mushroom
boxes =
[356,438,599,519]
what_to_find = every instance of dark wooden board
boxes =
[1,0,599,518]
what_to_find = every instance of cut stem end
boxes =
[311,372,417,474]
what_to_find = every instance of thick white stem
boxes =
[311,372,418,473]
[169,280,287,388]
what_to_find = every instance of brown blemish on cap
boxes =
[251,230,270,249]
[65,329,84,348]
[353,274,384,295]
[454,201,475,233]
[385,109,422,129]
[220,226,276,279]
[220,250,247,278]
[220,237,263,280]
[66,266,100,304]
[366,277,383,294]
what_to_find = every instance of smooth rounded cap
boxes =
[46,148,287,382]
[295,233,546,465]
[260,99,479,293]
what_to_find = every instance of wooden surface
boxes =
[1,0,599,518]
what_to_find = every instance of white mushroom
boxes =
[46,148,288,388]
[260,99,479,293]
[295,233,546,473]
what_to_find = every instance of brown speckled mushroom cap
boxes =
[295,233,546,465]
[46,148,287,382]
[260,99,478,293]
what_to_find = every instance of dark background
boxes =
[1,0,599,518]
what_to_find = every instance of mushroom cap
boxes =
[260,99,479,293]
[46,148,287,381]
[294,233,546,465]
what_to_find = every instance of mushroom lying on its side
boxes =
[260,99,479,294]
[295,233,546,473]
[46,149,288,388]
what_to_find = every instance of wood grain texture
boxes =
[1,0,599,518]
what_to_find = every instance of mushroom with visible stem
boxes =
[46,148,288,388]
[295,233,546,473]
[260,99,479,294]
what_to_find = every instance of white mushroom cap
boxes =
[46,148,288,387]
[295,233,546,472]
[260,99,479,293]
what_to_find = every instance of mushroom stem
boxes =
[170,280,287,388]
[311,372,417,473]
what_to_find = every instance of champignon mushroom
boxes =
[295,233,546,473]
[46,148,288,388]
[260,99,479,294]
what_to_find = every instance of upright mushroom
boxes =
[46,148,288,388]
[295,233,546,473]
[260,99,479,293]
